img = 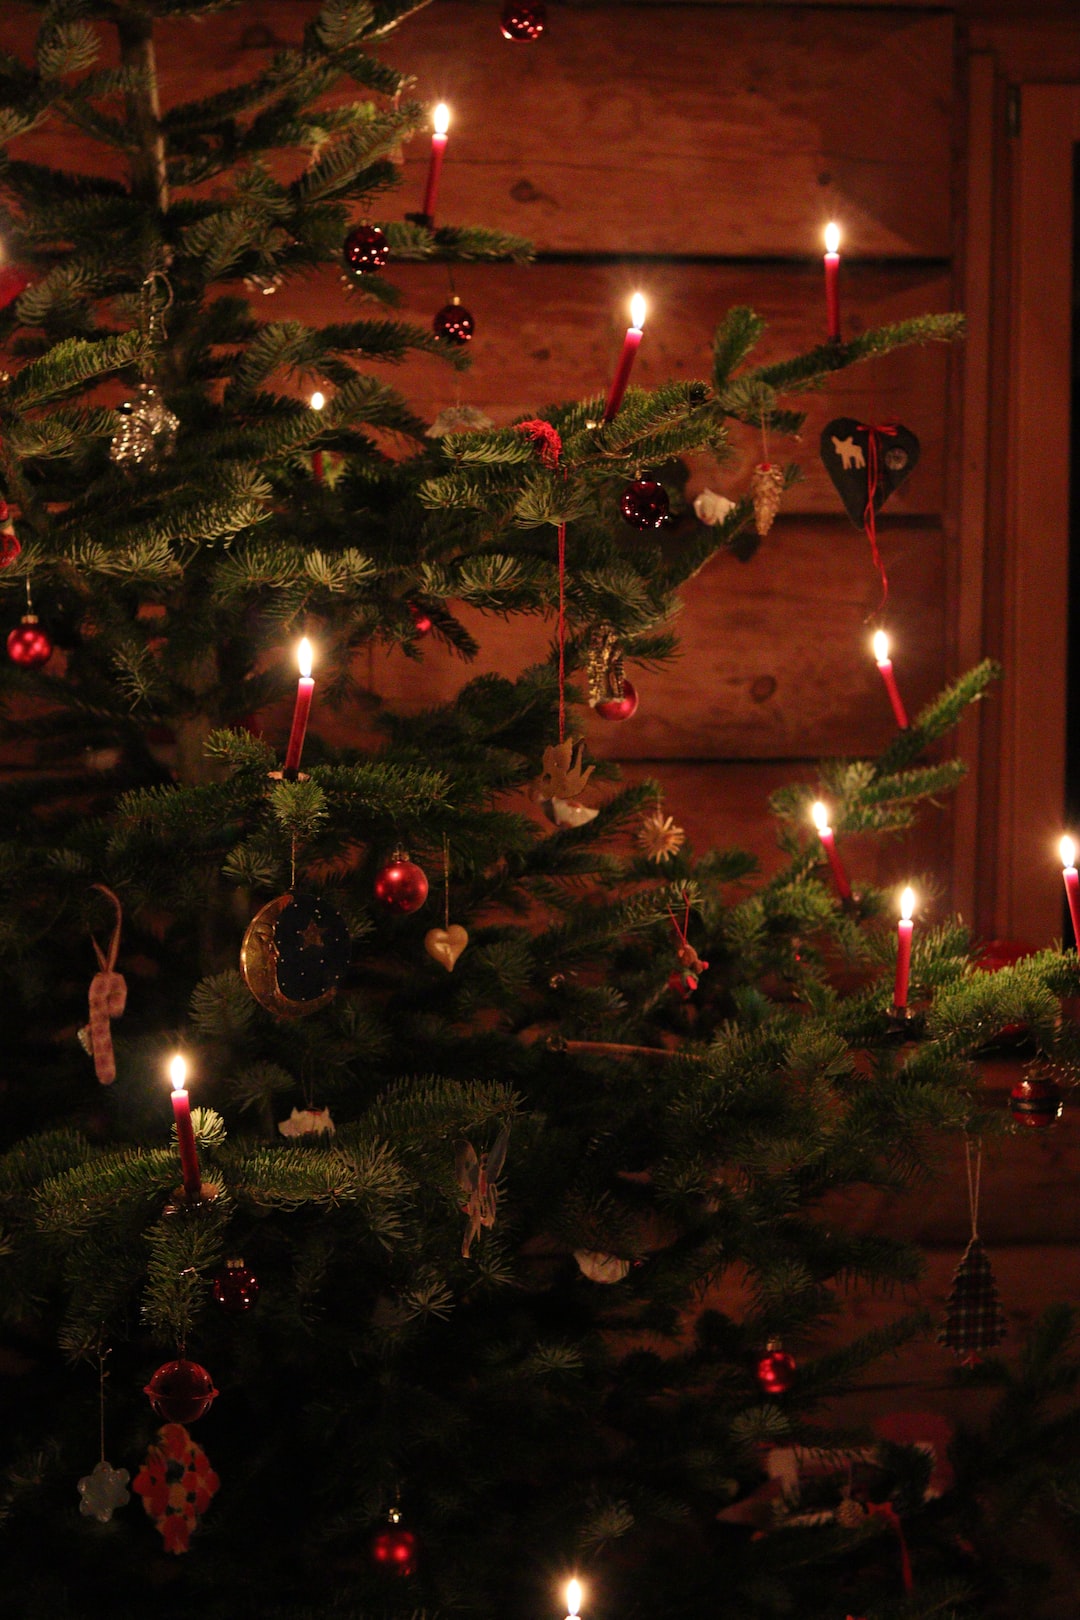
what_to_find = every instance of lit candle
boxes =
[1061,837,1080,948]
[421,103,450,224]
[603,292,646,421]
[169,1055,203,1202]
[283,637,315,776]
[824,222,841,341]
[811,800,852,901]
[309,391,325,483]
[564,1580,583,1620]
[893,886,915,1012]
[872,630,909,729]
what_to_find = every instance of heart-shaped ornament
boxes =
[820,418,920,526]
[424,924,469,972]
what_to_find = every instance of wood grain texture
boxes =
[360,515,945,759]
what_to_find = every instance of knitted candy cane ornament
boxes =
[78,885,126,1085]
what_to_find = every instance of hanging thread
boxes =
[857,421,898,611]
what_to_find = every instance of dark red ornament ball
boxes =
[374,853,429,914]
[500,0,546,38]
[144,1358,219,1425]
[620,478,670,531]
[7,614,52,668]
[1009,1076,1063,1128]
[408,601,433,635]
[755,1346,796,1396]
[593,678,638,721]
[433,301,475,345]
[343,224,389,276]
[371,1522,418,1577]
[212,1258,261,1314]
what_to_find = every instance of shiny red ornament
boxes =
[7,614,52,667]
[1009,1076,1063,1128]
[433,300,475,345]
[144,1358,219,1425]
[620,478,669,530]
[593,677,638,721]
[374,852,429,914]
[371,1520,418,1577]
[212,1258,261,1313]
[755,1345,796,1396]
[500,0,546,38]
[343,224,389,276]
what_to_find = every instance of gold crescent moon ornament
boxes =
[240,892,350,1018]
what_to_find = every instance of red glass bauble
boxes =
[212,1258,261,1313]
[144,1358,219,1424]
[1009,1076,1063,1127]
[343,224,389,276]
[408,601,433,635]
[755,1346,796,1396]
[374,853,429,914]
[620,478,670,530]
[7,614,52,667]
[433,301,475,345]
[593,678,638,721]
[371,1522,418,1577]
[500,0,547,39]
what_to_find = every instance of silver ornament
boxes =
[110,383,179,467]
[78,1459,130,1522]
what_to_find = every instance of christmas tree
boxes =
[1,3,1079,1618]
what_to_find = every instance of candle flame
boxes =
[168,1054,187,1092]
[824,221,841,254]
[630,292,647,331]
[296,637,313,679]
[872,629,890,663]
[309,390,325,411]
[565,1580,582,1617]
[1061,836,1077,870]
[811,800,829,833]
[433,102,450,135]
[900,885,915,921]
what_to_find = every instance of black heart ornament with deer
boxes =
[820,418,920,526]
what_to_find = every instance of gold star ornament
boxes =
[637,809,685,863]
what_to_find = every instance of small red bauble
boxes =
[374,851,429,914]
[755,1345,796,1396]
[593,678,638,721]
[500,0,546,39]
[7,614,52,667]
[212,1257,260,1313]
[408,601,433,635]
[343,224,389,276]
[371,1520,418,1577]
[620,478,670,530]
[144,1358,219,1425]
[433,300,475,345]
[1008,1076,1063,1127]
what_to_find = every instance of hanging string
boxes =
[857,421,898,612]
[442,834,450,930]
[964,1137,982,1239]
[98,1345,109,1464]
[290,835,298,894]
[557,521,567,742]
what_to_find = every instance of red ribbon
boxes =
[866,1501,913,1593]
[857,422,898,611]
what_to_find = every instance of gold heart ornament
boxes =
[424,924,469,972]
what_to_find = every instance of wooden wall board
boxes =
[360,515,946,759]
[380,3,955,257]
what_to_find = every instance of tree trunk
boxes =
[116,15,169,216]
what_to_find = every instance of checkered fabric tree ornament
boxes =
[939,1142,1006,1365]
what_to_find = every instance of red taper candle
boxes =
[894,886,915,1011]
[872,630,909,729]
[1061,837,1080,947]
[283,637,315,775]
[421,103,450,223]
[310,391,325,484]
[811,800,852,901]
[603,292,646,421]
[169,1055,203,1201]
[824,222,841,341]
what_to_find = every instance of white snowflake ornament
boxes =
[78,1459,130,1522]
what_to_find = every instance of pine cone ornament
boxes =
[939,1235,1006,1363]
[751,461,784,537]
